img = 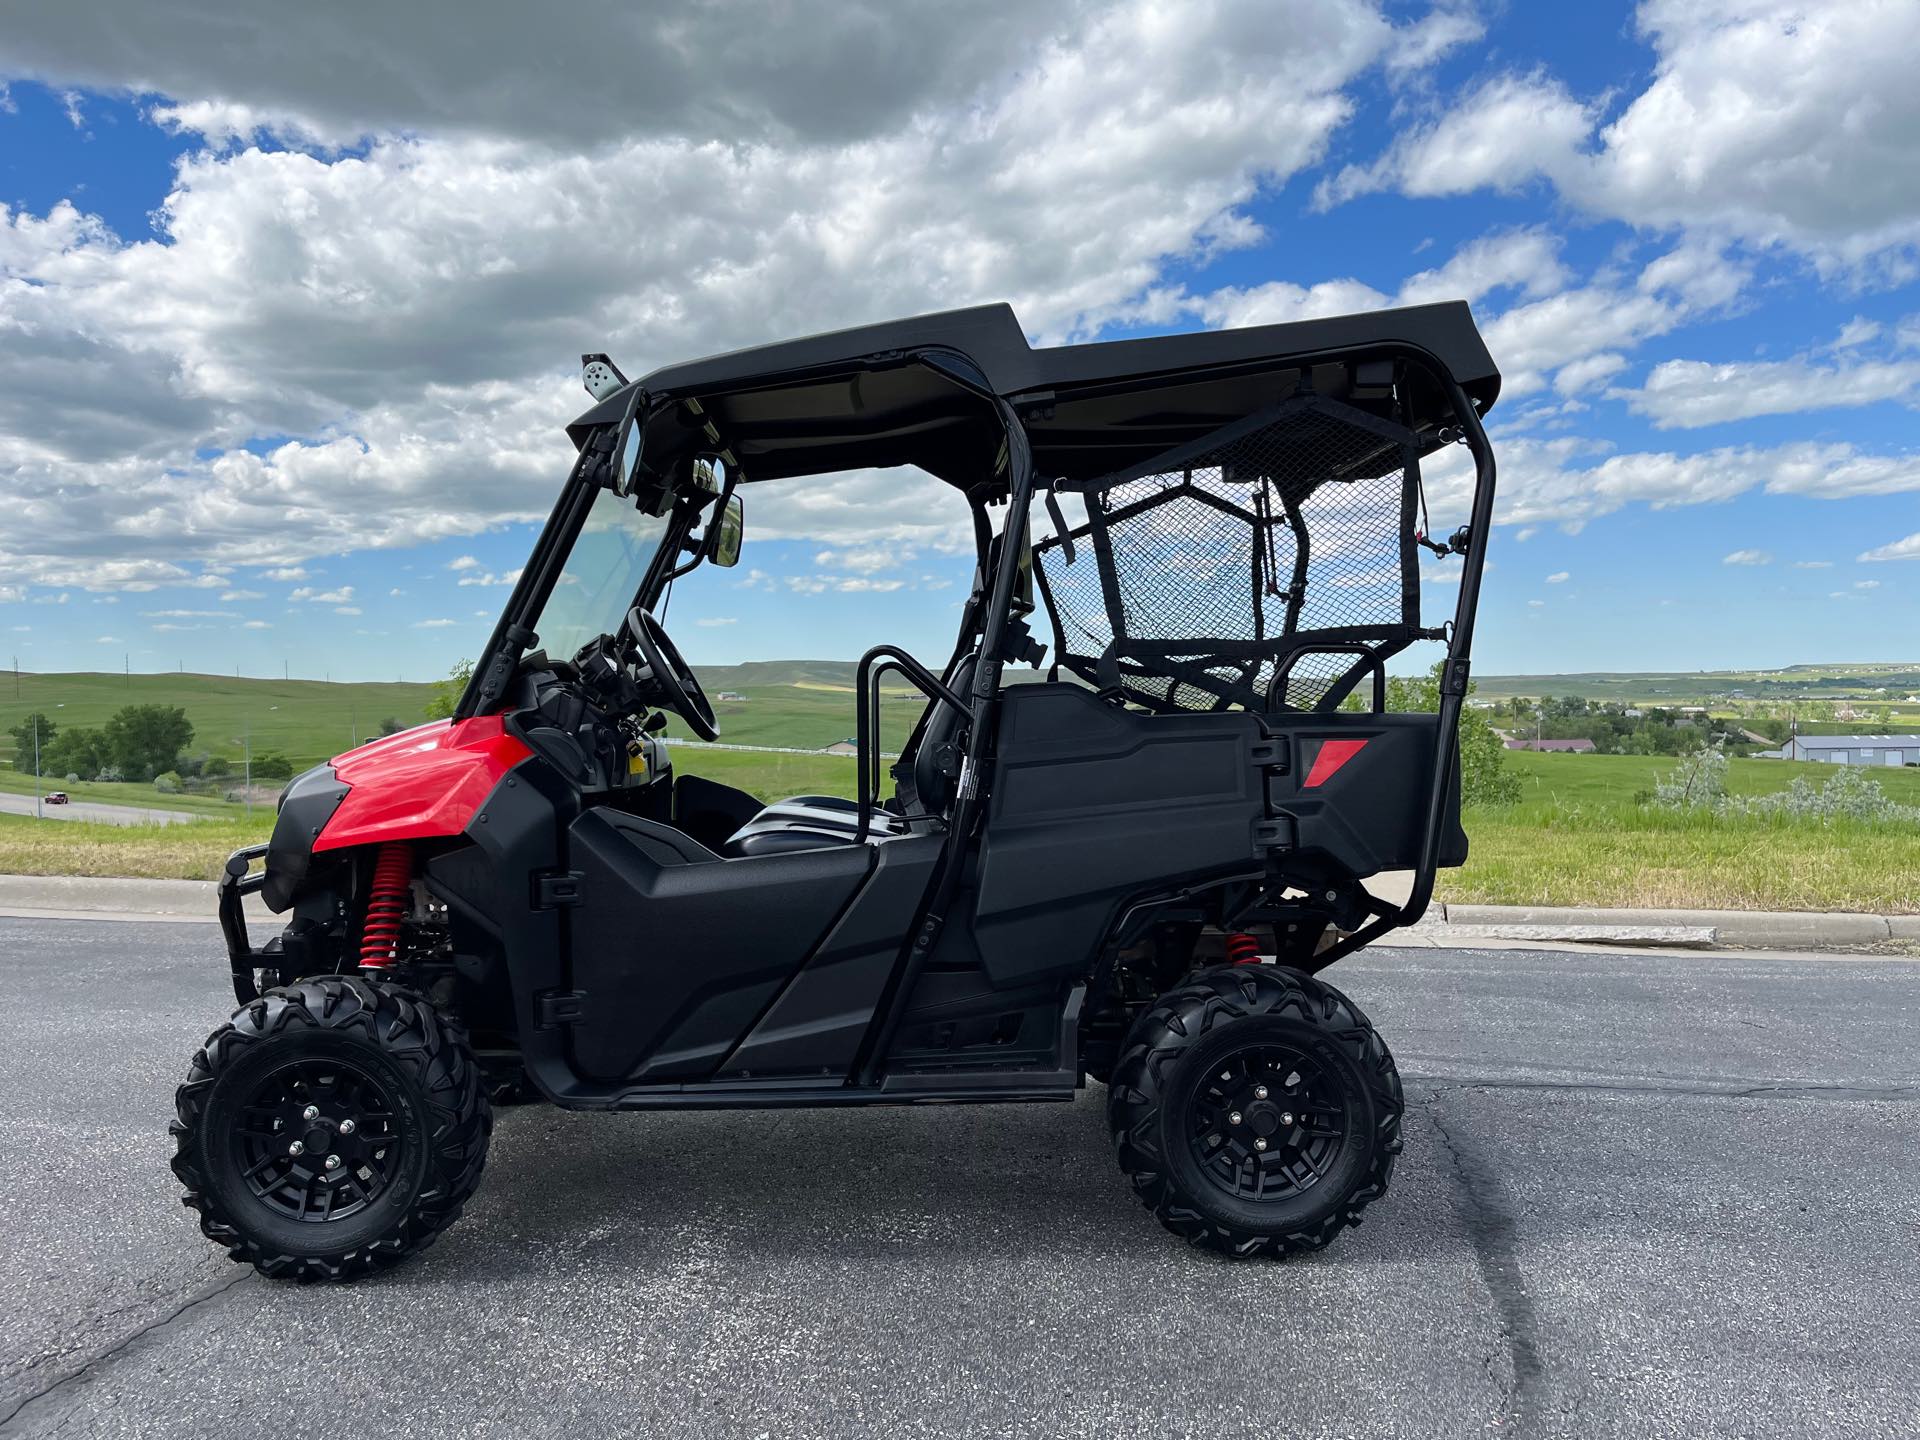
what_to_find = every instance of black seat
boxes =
[720,657,975,858]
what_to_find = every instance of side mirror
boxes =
[609,408,644,499]
[708,494,745,568]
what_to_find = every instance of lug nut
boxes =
[302,1105,319,1121]
[1254,1137,1269,1151]
[1228,1111,1243,1126]
[325,1154,342,1171]
[1282,1112,1295,1126]
[288,1140,305,1156]
[1254,1085,1269,1099]
[338,1119,356,1136]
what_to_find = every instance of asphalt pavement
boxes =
[0,917,1915,1439]
[0,793,198,827]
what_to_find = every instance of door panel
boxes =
[566,809,873,1082]
[970,684,1268,988]
[1261,712,1465,876]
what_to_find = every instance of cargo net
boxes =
[1033,393,1430,714]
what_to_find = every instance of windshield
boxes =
[531,485,675,662]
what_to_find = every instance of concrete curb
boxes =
[1438,903,1915,950]
[0,874,1912,952]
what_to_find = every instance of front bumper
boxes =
[219,843,272,1005]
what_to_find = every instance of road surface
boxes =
[0,919,1914,1438]
[0,793,198,827]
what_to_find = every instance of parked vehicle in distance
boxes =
[173,300,1500,1279]
[44,791,69,805]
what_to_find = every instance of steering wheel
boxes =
[623,605,719,741]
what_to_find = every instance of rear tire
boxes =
[1108,964,1401,1258]
[171,975,492,1281]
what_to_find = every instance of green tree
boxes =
[252,752,294,781]
[101,704,195,782]
[425,659,474,720]
[43,727,109,780]
[202,755,232,778]
[6,712,57,766]
[1387,661,1521,807]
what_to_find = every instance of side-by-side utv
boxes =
[173,301,1499,1278]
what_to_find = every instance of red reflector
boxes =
[1303,738,1368,788]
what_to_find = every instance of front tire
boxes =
[171,975,492,1281]
[1108,964,1401,1258]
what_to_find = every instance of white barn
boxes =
[1766,734,1918,766]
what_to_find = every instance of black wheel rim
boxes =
[230,1058,402,1223]
[1186,1043,1349,1202]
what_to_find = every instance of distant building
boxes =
[821,739,860,756]
[716,690,748,702]
[1504,738,1596,753]
[1759,734,1917,766]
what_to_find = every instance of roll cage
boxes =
[457,301,1498,955]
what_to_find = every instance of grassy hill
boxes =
[0,663,940,774]
[0,672,438,772]
[1474,662,1920,707]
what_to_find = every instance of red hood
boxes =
[316,714,531,853]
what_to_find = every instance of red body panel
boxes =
[314,715,531,853]
[1302,737,1368,789]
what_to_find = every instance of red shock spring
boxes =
[1224,931,1263,965]
[359,843,413,971]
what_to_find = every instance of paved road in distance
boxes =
[0,792,199,827]
[0,919,1914,1438]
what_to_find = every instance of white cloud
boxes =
[1552,352,1628,398]
[1859,533,1920,563]
[1722,549,1772,566]
[813,545,909,575]
[333,605,362,615]
[1317,2,1920,276]
[694,616,738,627]
[1855,579,1882,590]
[1621,354,1920,429]
[447,555,481,571]
[242,619,271,629]
[95,635,119,643]
[456,566,523,587]
[289,586,354,604]
[413,618,458,628]
[1831,317,1881,350]
[1793,560,1833,569]
[1545,571,1570,584]
[218,589,263,601]
[140,608,225,618]
[0,0,1456,588]
[260,566,309,581]
[1422,436,1920,534]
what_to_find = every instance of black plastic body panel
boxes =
[970,684,1268,988]
[716,834,943,1079]
[566,809,875,1082]
[261,763,350,912]
[1263,714,1467,876]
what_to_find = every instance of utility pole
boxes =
[243,715,253,821]
[32,713,42,820]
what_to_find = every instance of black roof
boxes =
[569,301,1499,489]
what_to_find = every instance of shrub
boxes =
[1652,747,1730,813]
[1652,747,1920,824]
[201,755,232,778]
[1387,661,1521,808]
[152,771,183,794]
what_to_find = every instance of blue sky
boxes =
[2,1,1917,682]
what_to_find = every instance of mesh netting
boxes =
[1034,393,1428,713]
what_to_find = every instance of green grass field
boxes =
[4,669,1918,913]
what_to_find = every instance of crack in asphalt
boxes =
[1425,1090,1548,1440]
[0,1273,252,1435]
[1408,1072,1920,1103]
